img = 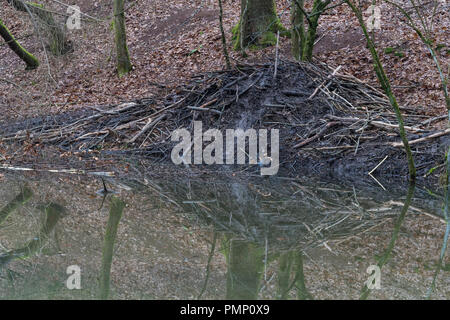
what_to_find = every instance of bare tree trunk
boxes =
[0,19,39,69]
[7,0,72,56]
[233,0,287,51]
[218,0,231,69]
[113,0,132,77]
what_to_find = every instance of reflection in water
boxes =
[0,186,32,226]
[0,202,65,267]
[0,174,448,299]
[99,197,126,299]
[197,231,218,299]
[427,162,450,298]
[277,251,312,300]
[224,238,264,300]
[360,183,415,299]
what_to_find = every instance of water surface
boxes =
[0,172,448,299]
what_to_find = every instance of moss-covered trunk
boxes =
[7,0,72,56]
[291,0,331,61]
[277,251,294,299]
[233,0,287,50]
[291,0,305,61]
[0,19,39,69]
[294,252,312,299]
[113,0,132,77]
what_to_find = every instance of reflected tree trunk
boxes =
[277,251,293,299]
[294,252,312,300]
[197,231,218,299]
[427,160,450,298]
[99,196,126,299]
[0,185,33,225]
[225,238,264,300]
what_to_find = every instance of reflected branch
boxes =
[0,202,65,267]
[0,185,33,226]
[426,153,450,298]
[360,182,416,300]
[197,231,218,300]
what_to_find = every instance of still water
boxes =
[0,171,448,299]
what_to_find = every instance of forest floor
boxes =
[0,0,449,180]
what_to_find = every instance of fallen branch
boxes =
[391,128,450,147]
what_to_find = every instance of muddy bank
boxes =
[0,61,448,181]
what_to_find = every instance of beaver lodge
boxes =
[0,60,448,182]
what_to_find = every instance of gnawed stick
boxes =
[127,114,166,143]
[308,65,342,100]
[294,122,339,148]
[326,115,423,133]
[391,128,450,147]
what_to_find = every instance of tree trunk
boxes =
[233,0,287,50]
[113,0,132,77]
[7,0,72,56]
[0,186,33,225]
[291,0,305,60]
[294,252,312,299]
[0,203,65,264]
[0,19,39,69]
[291,0,330,61]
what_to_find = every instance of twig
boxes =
[127,114,166,143]
[293,122,339,148]
[274,31,280,79]
[308,65,342,100]
[368,155,388,175]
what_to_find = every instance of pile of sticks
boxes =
[0,60,447,158]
